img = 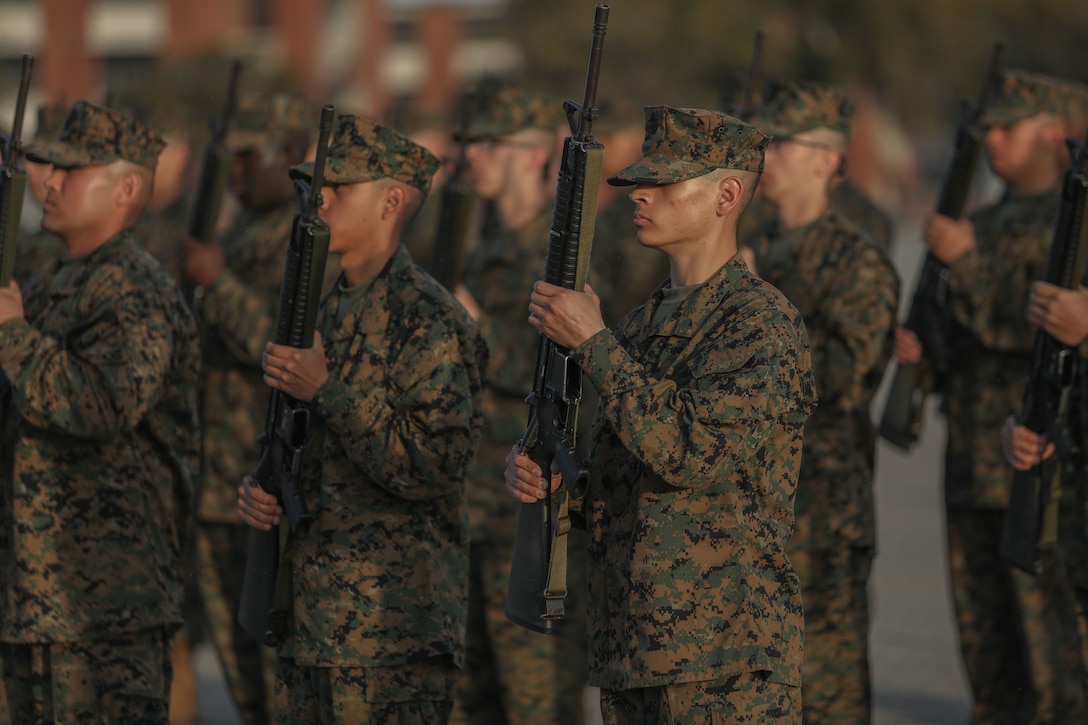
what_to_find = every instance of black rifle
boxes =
[0,54,35,287]
[238,104,335,646]
[185,59,242,309]
[732,29,765,122]
[878,41,1003,450]
[1000,127,1088,574]
[505,4,609,634]
[427,90,476,291]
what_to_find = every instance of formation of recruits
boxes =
[1,47,1088,725]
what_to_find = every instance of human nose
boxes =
[44,166,65,192]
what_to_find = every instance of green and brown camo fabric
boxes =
[26,100,165,171]
[279,245,487,668]
[290,114,440,194]
[609,105,768,186]
[0,229,200,641]
[571,255,816,690]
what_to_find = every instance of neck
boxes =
[1006,172,1061,198]
[774,188,829,230]
[667,230,738,287]
[340,235,397,287]
[62,223,127,259]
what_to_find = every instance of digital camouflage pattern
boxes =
[829,179,894,250]
[0,629,172,722]
[609,106,768,185]
[945,508,1085,723]
[461,207,551,543]
[747,208,897,723]
[740,179,894,252]
[930,187,1087,721]
[276,655,457,724]
[788,547,874,725]
[599,672,798,724]
[226,93,316,152]
[571,254,815,690]
[199,203,298,522]
[196,202,299,724]
[25,101,166,171]
[281,244,486,669]
[290,114,440,194]
[748,210,898,552]
[0,230,200,642]
[133,193,189,285]
[941,190,1059,507]
[11,231,64,287]
[455,207,586,725]
[756,80,854,137]
[465,85,563,139]
[980,69,1088,127]
[455,80,587,725]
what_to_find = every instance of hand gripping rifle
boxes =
[238,104,335,646]
[878,41,1003,450]
[1000,127,1088,574]
[505,4,609,634]
[427,90,476,291]
[0,54,34,287]
[185,59,242,310]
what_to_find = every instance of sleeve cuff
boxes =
[946,246,982,290]
[0,318,39,372]
[313,374,355,420]
[200,270,240,324]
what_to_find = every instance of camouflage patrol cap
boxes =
[980,69,1088,127]
[756,81,853,137]
[607,105,768,187]
[466,86,564,138]
[227,93,316,151]
[288,114,440,195]
[25,101,165,171]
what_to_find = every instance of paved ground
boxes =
[188,222,976,723]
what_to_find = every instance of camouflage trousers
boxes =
[450,535,587,725]
[197,520,277,725]
[946,507,1086,725]
[275,655,457,725]
[598,672,800,725]
[0,628,172,723]
[788,546,873,725]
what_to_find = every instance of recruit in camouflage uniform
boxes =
[737,81,893,254]
[745,81,900,724]
[180,92,319,725]
[904,69,1088,723]
[10,104,66,285]
[452,85,587,725]
[238,113,487,724]
[510,105,817,723]
[0,101,200,722]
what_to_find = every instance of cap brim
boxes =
[288,156,380,186]
[979,107,1034,127]
[607,155,716,187]
[24,141,116,169]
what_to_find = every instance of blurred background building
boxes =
[1,0,1085,221]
